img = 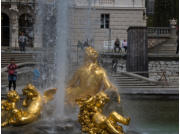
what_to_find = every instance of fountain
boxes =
[1,0,179,134]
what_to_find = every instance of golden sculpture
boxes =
[1,84,57,127]
[66,46,120,105]
[76,91,130,134]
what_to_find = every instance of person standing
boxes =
[8,58,17,91]
[122,40,127,52]
[176,38,179,54]
[19,32,27,52]
[114,38,121,53]
[33,67,40,88]
[176,26,179,54]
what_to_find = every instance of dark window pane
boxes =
[105,24,109,28]
[101,24,104,28]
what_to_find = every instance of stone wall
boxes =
[148,61,179,82]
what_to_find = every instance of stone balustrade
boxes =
[147,27,170,38]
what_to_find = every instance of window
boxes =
[100,14,110,29]
[99,0,115,4]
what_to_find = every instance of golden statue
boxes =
[66,46,120,105]
[76,91,130,134]
[1,84,57,127]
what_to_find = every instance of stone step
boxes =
[159,43,176,46]
[119,85,177,88]
[156,48,176,51]
[114,81,153,84]
[113,78,142,81]
[116,83,156,86]
[154,49,176,51]
[111,77,137,80]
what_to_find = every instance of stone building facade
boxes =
[1,0,146,51]
[70,0,146,51]
[1,0,36,48]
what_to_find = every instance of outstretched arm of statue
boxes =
[43,88,57,103]
[102,70,120,103]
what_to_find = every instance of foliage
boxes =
[151,0,179,27]
[147,15,153,27]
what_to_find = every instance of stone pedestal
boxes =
[126,26,148,77]
[169,19,177,39]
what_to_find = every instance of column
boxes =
[33,2,43,48]
[126,26,148,77]
[9,4,19,48]
[33,16,43,48]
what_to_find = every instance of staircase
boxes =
[110,72,158,88]
[1,52,35,68]
[110,72,178,89]
[148,38,177,55]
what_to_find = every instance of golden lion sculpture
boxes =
[76,91,130,134]
[1,84,57,127]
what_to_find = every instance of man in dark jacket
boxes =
[114,38,121,53]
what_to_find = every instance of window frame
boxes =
[100,13,110,29]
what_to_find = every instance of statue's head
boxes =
[23,84,38,98]
[7,90,20,103]
[85,46,99,61]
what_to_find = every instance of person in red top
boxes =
[8,58,17,90]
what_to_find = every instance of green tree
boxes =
[153,0,171,27]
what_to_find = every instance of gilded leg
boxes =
[1,121,9,127]
[108,111,130,125]
[105,120,123,134]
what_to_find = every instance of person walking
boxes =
[19,32,27,52]
[176,26,179,54]
[114,38,121,53]
[112,58,118,73]
[8,58,17,91]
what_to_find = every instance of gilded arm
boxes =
[101,69,120,103]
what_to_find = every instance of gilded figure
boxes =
[1,84,57,127]
[76,91,130,134]
[66,46,120,105]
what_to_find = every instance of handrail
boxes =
[1,62,38,73]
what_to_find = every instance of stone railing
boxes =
[1,0,35,4]
[147,27,170,38]
[97,0,115,5]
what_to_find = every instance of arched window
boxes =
[1,13,10,47]
[19,14,34,47]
